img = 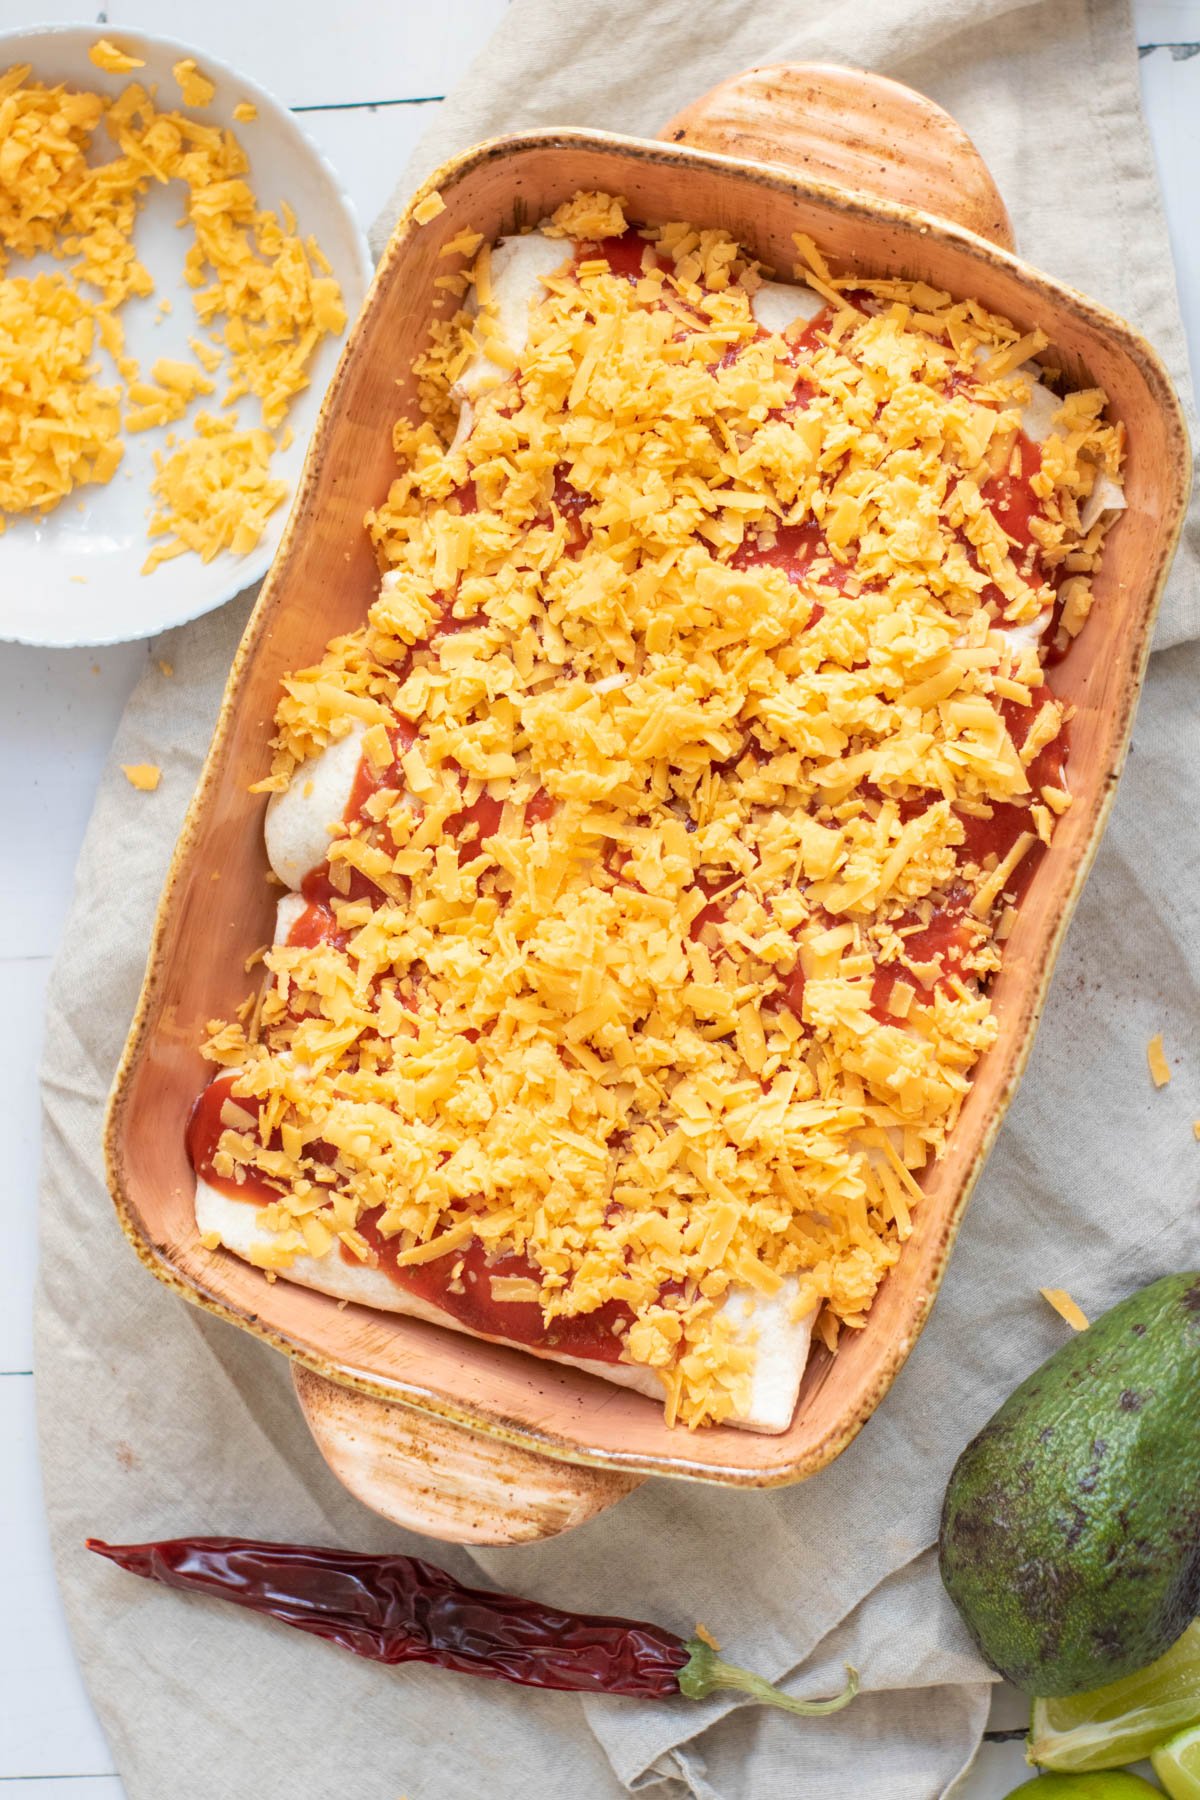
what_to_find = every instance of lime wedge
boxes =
[1007,1775,1165,1796]
[1029,1619,1200,1772]
[1153,1721,1200,1799]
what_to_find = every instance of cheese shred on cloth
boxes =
[35,3,1200,1798]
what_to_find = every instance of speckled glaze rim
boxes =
[104,124,1191,1488]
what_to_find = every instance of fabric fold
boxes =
[584,1547,993,1796]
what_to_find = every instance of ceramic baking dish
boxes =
[105,63,1189,1536]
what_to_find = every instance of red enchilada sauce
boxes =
[353,1210,634,1363]
[187,1074,271,1204]
[188,1077,635,1364]
[981,434,1043,554]
[729,519,845,630]
[576,227,665,282]
[283,893,347,950]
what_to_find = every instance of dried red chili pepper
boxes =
[87,1536,857,1716]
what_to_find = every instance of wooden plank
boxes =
[0,647,145,960]
[0,1380,117,1779]
[1,0,508,109]
[0,1783,125,1797]
[301,104,437,234]
[0,961,52,1373]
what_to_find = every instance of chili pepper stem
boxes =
[677,1639,859,1716]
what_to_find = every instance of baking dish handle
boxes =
[293,1363,643,1545]
[658,62,1014,251]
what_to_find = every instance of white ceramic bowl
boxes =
[0,22,373,647]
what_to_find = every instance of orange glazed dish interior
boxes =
[187,191,1126,1433]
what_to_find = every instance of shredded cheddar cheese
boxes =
[125,358,215,432]
[100,77,348,425]
[414,191,447,225]
[0,273,123,519]
[1148,1033,1171,1088]
[0,55,346,568]
[202,196,1123,1428]
[172,59,216,109]
[143,412,287,572]
[121,763,161,790]
[0,66,104,264]
[88,40,144,74]
[1040,1287,1089,1331]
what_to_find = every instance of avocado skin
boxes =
[938,1272,1200,1696]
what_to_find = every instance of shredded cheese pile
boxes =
[203,193,1122,1427]
[0,51,346,566]
[145,411,287,570]
[0,66,104,262]
[0,270,123,515]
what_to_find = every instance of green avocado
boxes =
[939,1272,1200,1696]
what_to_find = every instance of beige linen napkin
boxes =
[36,3,1199,1797]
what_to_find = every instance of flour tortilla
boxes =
[264,723,366,887]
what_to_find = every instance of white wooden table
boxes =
[0,3,1196,1793]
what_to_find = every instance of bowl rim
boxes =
[0,18,374,649]
[103,121,1192,1485]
